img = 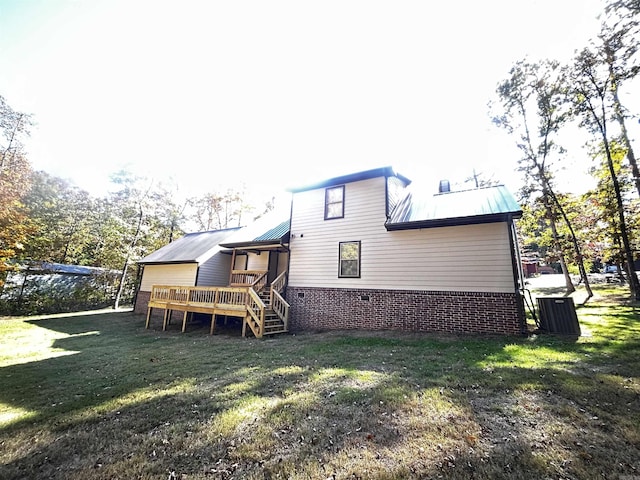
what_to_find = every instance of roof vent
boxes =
[438,180,450,193]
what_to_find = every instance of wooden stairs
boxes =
[146,271,290,339]
[256,290,288,336]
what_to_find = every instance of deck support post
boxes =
[229,249,237,285]
[145,308,153,329]
[181,311,189,333]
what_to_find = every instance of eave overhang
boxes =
[138,260,199,265]
[288,166,411,193]
[219,240,289,253]
[385,211,523,231]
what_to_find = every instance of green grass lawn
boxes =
[0,287,639,479]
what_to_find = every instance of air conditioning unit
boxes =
[536,297,581,336]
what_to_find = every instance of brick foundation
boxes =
[134,290,151,315]
[286,287,525,335]
[133,290,190,326]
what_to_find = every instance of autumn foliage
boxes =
[0,96,33,287]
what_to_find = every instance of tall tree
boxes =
[0,96,33,287]
[587,140,638,276]
[147,180,188,243]
[571,46,640,300]
[492,60,593,299]
[188,189,252,231]
[108,171,155,309]
[22,171,96,265]
[599,2,640,196]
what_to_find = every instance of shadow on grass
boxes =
[0,308,639,479]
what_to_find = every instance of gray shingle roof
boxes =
[138,227,241,264]
[386,185,522,230]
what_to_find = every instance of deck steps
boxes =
[262,308,287,335]
[148,278,289,338]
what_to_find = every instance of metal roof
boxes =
[220,217,290,248]
[23,262,113,275]
[252,219,290,242]
[386,185,522,230]
[138,227,241,264]
[288,166,411,193]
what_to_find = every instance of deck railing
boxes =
[229,270,268,288]
[150,285,248,308]
[150,285,190,303]
[187,286,218,304]
[148,269,289,337]
[245,287,266,337]
[271,289,289,331]
[271,271,287,294]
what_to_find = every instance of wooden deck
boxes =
[145,271,289,338]
[146,285,249,334]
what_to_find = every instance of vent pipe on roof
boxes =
[438,180,450,193]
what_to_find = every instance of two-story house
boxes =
[136,166,525,336]
[286,166,525,334]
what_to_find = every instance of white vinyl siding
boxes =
[232,254,248,270]
[140,264,198,291]
[277,251,289,277]
[288,176,515,293]
[196,252,232,286]
[247,251,269,271]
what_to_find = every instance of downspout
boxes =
[285,193,294,301]
[132,263,143,312]
[384,176,390,219]
[507,216,528,335]
[229,249,237,286]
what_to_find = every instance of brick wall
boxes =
[286,287,525,335]
[134,290,184,326]
[134,290,151,315]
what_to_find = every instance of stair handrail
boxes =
[271,271,287,294]
[251,271,268,293]
[271,289,290,331]
[246,287,266,338]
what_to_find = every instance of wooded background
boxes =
[1,0,639,313]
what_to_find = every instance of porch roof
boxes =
[138,227,241,264]
[219,217,290,250]
[385,185,522,230]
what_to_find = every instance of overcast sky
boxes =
[0,0,611,205]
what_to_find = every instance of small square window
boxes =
[339,241,360,278]
[325,185,344,220]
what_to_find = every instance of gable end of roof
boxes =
[288,166,411,193]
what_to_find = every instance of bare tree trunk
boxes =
[0,113,24,171]
[114,259,129,310]
[114,203,145,309]
[602,137,640,300]
[15,265,31,315]
[545,185,593,302]
[611,68,640,198]
[573,56,640,300]
[543,194,575,295]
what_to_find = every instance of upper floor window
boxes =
[325,185,345,220]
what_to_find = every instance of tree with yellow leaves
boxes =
[0,95,33,288]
